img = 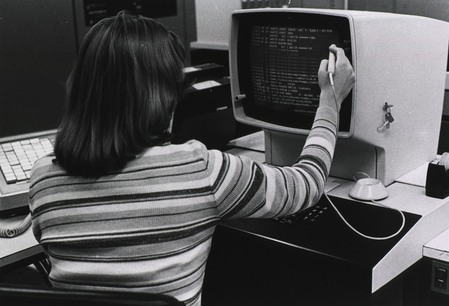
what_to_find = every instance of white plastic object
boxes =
[348,178,388,201]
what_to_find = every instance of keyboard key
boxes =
[4,173,17,184]
[2,143,13,151]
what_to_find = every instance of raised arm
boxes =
[213,46,355,219]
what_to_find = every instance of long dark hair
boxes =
[54,11,186,176]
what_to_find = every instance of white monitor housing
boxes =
[230,8,449,185]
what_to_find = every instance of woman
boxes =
[29,11,355,306]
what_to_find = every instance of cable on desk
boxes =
[0,213,32,238]
[324,192,405,240]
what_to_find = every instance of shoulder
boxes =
[140,140,209,160]
[29,154,69,198]
[123,140,215,173]
[30,154,64,181]
[156,141,230,173]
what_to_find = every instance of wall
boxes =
[191,0,241,50]
[0,0,197,138]
[193,0,449,49]
[73,0,197,57]
[349,0,449,22]
[0,0,77,138]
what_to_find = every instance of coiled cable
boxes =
[0,213,32,238]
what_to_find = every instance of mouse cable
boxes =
[329,74,339,113]
[324,51,405,240]
[323,192,406,240]
[325,81,406,240]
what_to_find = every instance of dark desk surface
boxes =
[222,196,421,270]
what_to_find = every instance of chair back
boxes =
[0,283,185,306]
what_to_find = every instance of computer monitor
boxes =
[230,8,449,185]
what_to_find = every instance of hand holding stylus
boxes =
[318,45,355,112]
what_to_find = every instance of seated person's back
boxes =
[29,11,355,306]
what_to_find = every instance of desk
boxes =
[424,228,449,298]
[2,132,449,305]
[203,132,449,306]
[0,214,43,273]
[424,227,449,263]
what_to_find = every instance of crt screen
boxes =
[237,12,352,132]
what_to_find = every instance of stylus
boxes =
[328,50,336,75]
[328,50,336,86]
[327,47,339,112]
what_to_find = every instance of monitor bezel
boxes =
[231,9,355,138]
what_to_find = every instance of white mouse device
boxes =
[348,178,388,201]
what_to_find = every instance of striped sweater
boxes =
[29,105,337,306]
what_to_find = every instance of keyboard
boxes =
[0,137,54,184]
[0,130,56,215]
[275,204,329,225]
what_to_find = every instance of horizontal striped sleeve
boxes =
[210,105,338,219]
[295,105,338,205]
